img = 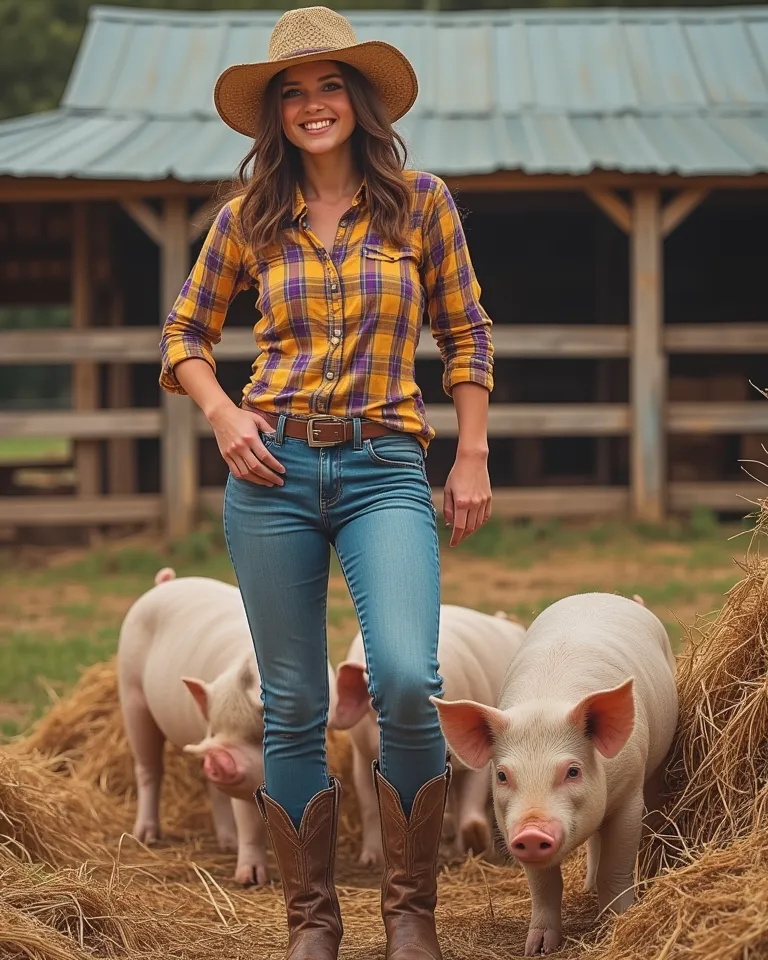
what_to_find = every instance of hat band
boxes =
[274,45,340,61]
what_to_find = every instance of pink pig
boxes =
[432,592,678,956]
[117,568,337,885]
[328,604,526,867]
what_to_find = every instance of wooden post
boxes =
[630,189,665,522]
[594,214,616,486]
[71,203,101,499]
[106,293,136,495]
[160,196,196,540]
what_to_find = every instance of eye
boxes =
[566,766,581,780]
[323,81,342,91]
[496,769,507,784]
[282,88,301,99]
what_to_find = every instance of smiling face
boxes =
[280,60,356,157]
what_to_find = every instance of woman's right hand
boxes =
[208,403,285,486]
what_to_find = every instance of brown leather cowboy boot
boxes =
[373,761,452,960]
[254,778,343,960]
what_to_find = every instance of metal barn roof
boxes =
[3,5,768,181]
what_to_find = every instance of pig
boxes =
[431,592,678,956]
[328,604,526,867]
[116,568,338,886]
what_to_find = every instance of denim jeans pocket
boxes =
[364,434,426,471]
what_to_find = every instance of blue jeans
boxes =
[222,416,445,826]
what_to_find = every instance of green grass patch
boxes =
[0,436,70,464]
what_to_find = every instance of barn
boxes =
[1,5,767,539]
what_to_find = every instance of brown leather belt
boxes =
[259,410,397,447]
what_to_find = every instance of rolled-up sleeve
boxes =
[159,198,250,395]
[421,177,494,397]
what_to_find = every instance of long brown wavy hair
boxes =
[230,62,412,257]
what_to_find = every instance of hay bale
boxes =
[643,544,768,874]
[13,658,359,846]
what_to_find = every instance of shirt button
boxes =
[326,371,334,380]
[331,336,340,345]
[334,328,342,336]
[339,218,347,227]
[330,283,338,292]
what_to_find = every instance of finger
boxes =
[247,416,286,475]
[461,504,483,542]
[450,506,468,547]
[483,498,492,524]
[443,487,455,527]
[240,446,282,486]
[243,472,273,487]
[227,454,251,480]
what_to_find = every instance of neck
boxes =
[300,145,360,203]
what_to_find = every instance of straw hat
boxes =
[214,6,418,138]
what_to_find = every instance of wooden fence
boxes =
[1,321,766,535]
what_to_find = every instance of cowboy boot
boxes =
[254,778,343,960]
[374,761,452,960]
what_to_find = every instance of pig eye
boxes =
[566,766,581,780]
[496,770,508,784]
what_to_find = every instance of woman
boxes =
[159,7,493,959]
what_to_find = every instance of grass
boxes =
[0,436,70,464]
[0,507,756,740]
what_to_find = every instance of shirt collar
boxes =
[290,178,368,223]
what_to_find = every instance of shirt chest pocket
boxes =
[361,244,422,310]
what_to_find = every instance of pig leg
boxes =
[523,864,564,956]
[595,791,644,915]
[231,797,270,886]
[583,834,600,892]
[206,781,238,852]
[456,767,492,857]
[122,687,164,843]
[353,749,384,867]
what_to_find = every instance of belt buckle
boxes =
[306,416,346,448]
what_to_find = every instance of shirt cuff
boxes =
[442,360,494,397]
[159,343,216,395]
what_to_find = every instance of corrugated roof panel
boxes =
[7,6,768,182]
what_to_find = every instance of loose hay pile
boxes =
[2,517,767,959]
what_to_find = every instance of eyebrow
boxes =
[282,73,342,87]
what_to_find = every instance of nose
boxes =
[508,823,563,863]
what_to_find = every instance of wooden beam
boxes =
[586,189,631,234]
[630,188,665,523]
[120,199,163,246]
[0,409,160,439]
[160,196,196,541]
[106,293,136,495]
[664,324,768,354]
[192,404,630,438]
[0,325,633,364]
[4,172,768,205]
[0,495,161,526]
[661,189,709,238]
[668,482,765,512]
[200,485,631,519]
[668,402,768,434]
[71,202,101,500]
[189,196,222,242]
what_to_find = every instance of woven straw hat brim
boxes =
[214,40,418,138]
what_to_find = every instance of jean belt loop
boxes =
[353,417,362,450]
[276,414,287,445]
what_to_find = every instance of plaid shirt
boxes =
[159,170,494,445]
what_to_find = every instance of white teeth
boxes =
[303,120,333,130]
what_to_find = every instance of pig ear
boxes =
[237,658,263,713]
[568,677,636,759]
[430,697,508,770]
[328,661,370,730]
[182,676,210,721]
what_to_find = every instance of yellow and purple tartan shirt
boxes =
[159,170,494,445]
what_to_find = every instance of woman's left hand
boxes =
[443,452,492,547]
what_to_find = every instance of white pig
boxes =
[432,592,678,956]
[117,568,338,886]
[328,604,526,866]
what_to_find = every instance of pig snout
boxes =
[509,820,564,864]
[203,747,242,785]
